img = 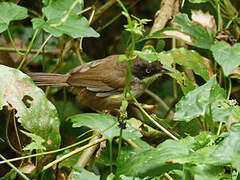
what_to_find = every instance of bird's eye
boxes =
[145,68,151,73]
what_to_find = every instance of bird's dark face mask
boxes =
[131,58,171,80]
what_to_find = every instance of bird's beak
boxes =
[162,67,174,73]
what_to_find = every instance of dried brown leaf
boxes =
[202,57,214,78]
[230,67,240,79]
[162,30,193,43]
[191,10,216,32]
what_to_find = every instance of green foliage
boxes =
[21,130,46,151]
[0,0,240,179]
[72,167,100,180]
[117,128,240,178]
[174,76,225,122]
[0,2,28,33]
[69,113,142,141]
[211,41,240,76]
[32,0,99,38]
[135,46,159,62]
[117,140,188,177]
[168,48,210,81]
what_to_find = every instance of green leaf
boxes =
[211,101,233,123]
[211,41,240,76]
[171,128,240,170]
[135,46,159,62]
[158,48,211,94]
[43,0,82,19]
[117,130,240,178]
[31,18,45,30]
[21,130,46,151]
[169,48,210,81]
[119,175,141,180]
[32,16,99,38]
[184,164,222,180]
[169,70,198,94]
[0,2,28,33]
[174,76,225,122]
[232,106,240,121]
[181,132,217,151]
[69,113,142,140]
[0,65,61,150]
[213,124,240,165]
[42,0,49,6]
[117,139,189,177]
[32,0,99,38]
[72,167,100,180]
[173,13,214,49]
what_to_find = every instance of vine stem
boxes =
[109,140,113,173]
[0,133,95,165]
[0,154,30,180]
[42,137,106,171]
[18,29,39,70]
[227,77,232,100]
[217,122,223,136]
[217,2,222,31]
[0,122,116,165]
[97,0,141,32]
[217,77,232,135]
[0,47,60,54]
[129,91,179,141]
[7,28,24,56]
[27,34,53,64]
[115,0,135,163]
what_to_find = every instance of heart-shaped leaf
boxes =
[31,0,99,38]
[211,41,240,76]
[0,2,28,32]
[174,76,226,122]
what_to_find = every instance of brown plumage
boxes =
[28,55,170,112]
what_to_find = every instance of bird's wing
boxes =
[67,55,126,95]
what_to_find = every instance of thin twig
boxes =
[0,154,29,180]
[67,131,101,180]
[96,0,142,32]
[77,6,96,64]
[164,173,174,180]
[129,91,179,141]
[27,34,53,65]
[13,109,22,153]
[5,109,21,155]
[42,137,106,172]
[145,89,174,118]
[28,8,42,18]
[0,47,60,54]
[18,29,39,69]
[7,28,24,56]
[77,6,93,15]
[91,0,117,24]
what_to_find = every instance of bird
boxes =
[28,55,171,113]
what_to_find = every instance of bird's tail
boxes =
[27,73,69,86]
